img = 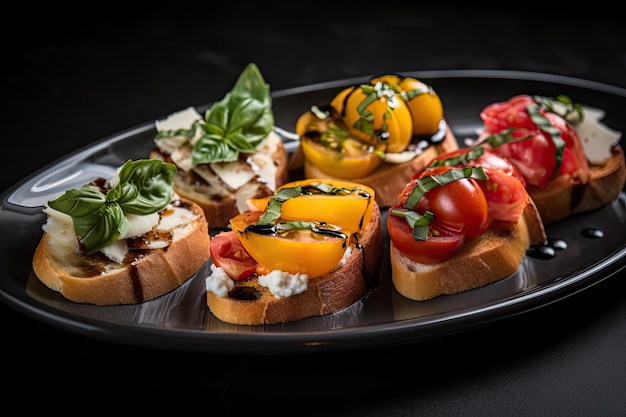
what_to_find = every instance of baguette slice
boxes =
[150,133,289,229]
[32,198,211,305]
[206,201,383,325]
[296,125,459,208]
[391,200,546,301]
[527,145,626,224]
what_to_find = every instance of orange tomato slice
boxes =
[276,179,376,233]
[230,210,349,278]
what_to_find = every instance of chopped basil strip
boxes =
[405,166,488,209]
[533,94,584,124]
[526,105,565,174]
[157,63,274,166]
[400,84,430,102]
[255,182,370,226]
[47,159,176,254]
[256,186,304,225]
[352,83,397,136]
[482,128,533,148]
[390,209,434,241]
[428,146,485,168]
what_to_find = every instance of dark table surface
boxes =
[5,6,626,416]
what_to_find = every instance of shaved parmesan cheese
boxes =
[576,106,621,165]
[158,206,199,231]
[155,106,202,132]
[122,212,159,238]
[100,240,128,264]
[211,160,256,190]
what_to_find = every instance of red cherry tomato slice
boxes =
[479,95,590,187]
[480,94,537,132]
[387,201,465,264]
[210,231,257,280]
[417,166,490,241]
[426,148,530,223]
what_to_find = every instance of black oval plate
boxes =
[1,70,625,355]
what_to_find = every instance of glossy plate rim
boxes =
[1,69,625,355]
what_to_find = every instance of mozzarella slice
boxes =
[576,106,621,165]
[155,107,202,132]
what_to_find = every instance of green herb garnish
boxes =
[156,63,274,166]
[47,159,176,254]
[391,167,488,241]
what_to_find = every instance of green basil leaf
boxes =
[76,204,130,254]
[406,166,488,209]
[192,63,274,165]
[48,185,107,217]
[482,128,533,148]
[526,105,565,175]
[47,159,175,254]
[389,209,434,241]
[428,146,485,168]
[256,186,304,225]
[192,135,239,164]
[113,159,176,215]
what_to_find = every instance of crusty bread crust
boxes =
[206,202,383,325]
[32,200,211,305]
[390,200,546,301]
[151,138,289,229]
[297,126,459,208]
[527,145,626,224]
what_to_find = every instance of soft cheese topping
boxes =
[539,97,621,166]
[43,200,199,263]
[574,106,621,165]
[153,63,280,210]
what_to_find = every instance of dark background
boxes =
[4,6,626,416]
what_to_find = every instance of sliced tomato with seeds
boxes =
[210,231,257,280]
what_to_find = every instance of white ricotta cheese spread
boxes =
[575,106,621,165]
[205,265,235,297]
[258,270,309,298]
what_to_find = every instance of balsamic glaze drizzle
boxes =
[526,227,605,260]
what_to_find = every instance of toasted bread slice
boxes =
[295,126,459,208]
[151,132,289,229]
[527,145,626,223]
[32,198,210,305]
[206,201,383,325]
[390,200,546,301]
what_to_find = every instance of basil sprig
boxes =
[406,166,488,209]
[191,63,274,165]
[428,146,485,168]
[533,94,584,124]
[252,182,369,233]
[390,167,488,241]
[353,83,398,136]
[526,105,565,175]
[47,159,176,254]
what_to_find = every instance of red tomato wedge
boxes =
[479,94,590,188]
[387,200,465,264]
[426,147,530,223]
[210,231,257,280]
[388,165,489,264]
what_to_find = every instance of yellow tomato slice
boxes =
[329,86,355,117]
[230,211,349,278]
[300,136,383,179]
[340,85,413,153]
[276,179,376,233]
[397,77,444,136]
[370,74,402,86]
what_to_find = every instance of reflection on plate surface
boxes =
[1,70,625,354]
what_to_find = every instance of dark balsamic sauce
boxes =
[230,286,261,301]
[526,227,605,260]
[582,228,604,239]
